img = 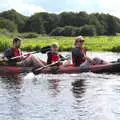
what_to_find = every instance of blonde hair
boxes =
[74,36,85,46]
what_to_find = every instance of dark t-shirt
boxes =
[72,47,84,57]
[72,47,85,66]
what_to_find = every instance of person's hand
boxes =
[91,59,97,65]
[27,52,32,57]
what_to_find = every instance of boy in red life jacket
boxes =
[72,36,107,68]
[47,43,64,65]
[4,37,46,67]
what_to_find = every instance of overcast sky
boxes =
[0,0,119,18]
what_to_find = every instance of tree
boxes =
[0,9,28,32]
[49,27,64,36]
[23,12,59,34]
[0,17,17,32]
[80,25,96,36]
[89,14,105,35]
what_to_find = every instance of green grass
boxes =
[1,35,120,52]
[0,35,11,51]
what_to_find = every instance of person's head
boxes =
[51,43,59,51]
[13,37,21,48]
[74,36,85,48]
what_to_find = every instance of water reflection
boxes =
[72,79,86,98]
[0,74,24,120]
[48,79,60,97]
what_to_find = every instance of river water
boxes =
[0,52,120,120]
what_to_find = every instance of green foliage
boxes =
[80,25,96,36]
[49,27,64,36]
[1,35,120,52]
[59,11,89,27]
[0,18,17,32]
[18,32,39,38]
[23,12,59,34]
[1,9,120,36]
[111,46,120,52]
[0,35,11,51]
[0,9,28,32]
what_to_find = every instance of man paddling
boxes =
[3,37,46,67]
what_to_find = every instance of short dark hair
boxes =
[13,37,21,44]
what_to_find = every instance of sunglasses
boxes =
[77,40,84,43]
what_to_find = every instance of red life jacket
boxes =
[72,48,86,66]
[47,51,62,64]
[51,53,61,63]
[12,48,23,61]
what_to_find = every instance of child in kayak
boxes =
[3,37,46,67]
[47,43,70,66]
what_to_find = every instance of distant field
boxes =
[0,35,120,52]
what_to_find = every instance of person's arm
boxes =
[84,55,93,62]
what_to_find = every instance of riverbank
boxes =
[0,35,120,52]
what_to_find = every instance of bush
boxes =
[49,27,64,36]
[80,25,96,36]
[19,32,39,38]
[62,26,74,36]
[111,46,120,52]
[0,29,11,36]
[50,26,82,36]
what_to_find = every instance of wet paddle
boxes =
[32,56,70,75]
[0,46,51,62]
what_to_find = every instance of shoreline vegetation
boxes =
[0,35,120,52]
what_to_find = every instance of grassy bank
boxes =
[0,35,120,52]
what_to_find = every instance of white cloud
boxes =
[0,0,120,18]
[0,0,46,16]
[97,0,120,17]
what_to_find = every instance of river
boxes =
[0,52,120,120]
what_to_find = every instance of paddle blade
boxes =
[40,46,51,53]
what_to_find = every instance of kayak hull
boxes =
[0,65,32,75]
[0,62,120,75]
[36,62,120,74]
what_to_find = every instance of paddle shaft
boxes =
[0,45,51,61]
[33,56,70,74]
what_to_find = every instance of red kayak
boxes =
[0,65,32,75]
[36,62,120,74]
[0,61,120,75]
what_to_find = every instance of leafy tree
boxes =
[0,17,17,32]
[49,27,64,36]
[89,14,105,35]
[80,25,96,36]
[0,9,28,32]
[23,12,59,34]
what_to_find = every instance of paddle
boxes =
[0,46,51,62]
[32,55,71,75]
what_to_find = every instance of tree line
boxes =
[0,9,120,36]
